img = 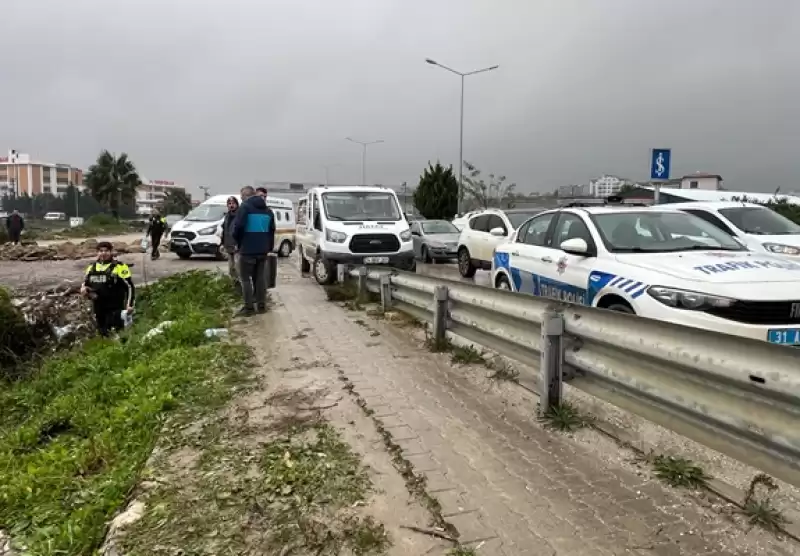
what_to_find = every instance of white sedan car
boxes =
[491,205,800,346]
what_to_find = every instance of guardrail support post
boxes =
[337,263,349,284]
[357,266,368,301]
[432,285,449,342]
[380,274,392,311]
[538,311,564,416]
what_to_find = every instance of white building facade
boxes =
[589,175,628,197]
[136,179,186,215]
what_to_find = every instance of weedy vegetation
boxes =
[539,401,591,433]
[0,271,250,555]
[741,474,790,533]
[651,454,710,489]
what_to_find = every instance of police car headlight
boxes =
[763,243,800,256]
[325,229,347,243]
[399,229,412,241]
[647,286,735,310]
[197,226,217,236]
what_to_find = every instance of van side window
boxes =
[312,195,322,230]
[297,200,307,225]
[285,211,291,221]
[276,211,282,221]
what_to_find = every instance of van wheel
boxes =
[314,255,335,285]
[458,247,477,278]
[278,240,292,257]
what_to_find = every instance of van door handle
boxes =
[541,256,553,263]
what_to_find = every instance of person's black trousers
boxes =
[93,303,124,336]
[8,230,21,244]
[151,232,162,259]
[239,255,267,309]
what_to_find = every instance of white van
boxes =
[295,185,415,284]
[169,194,296,260]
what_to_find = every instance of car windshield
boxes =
[508,211,543,229]
[591,211,745,253]
[322,192,402,221]
[719,206,800,236]
[421,220,459,234]
[184,204,227,222]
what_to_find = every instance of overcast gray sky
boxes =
[2,0,798,195]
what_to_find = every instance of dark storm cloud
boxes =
[1,0,798,194]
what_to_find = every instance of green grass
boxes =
[741,474,790,533]
[118,423,390,555]
[0,270,249,555]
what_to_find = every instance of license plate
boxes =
[767,328,800,345]
[364,256,389,264]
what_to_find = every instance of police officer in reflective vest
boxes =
[146,209,167,260]
[80,241,136,336]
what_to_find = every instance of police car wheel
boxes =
[607,302,635,314]
[278,240,292,257]
[496,275,512,290]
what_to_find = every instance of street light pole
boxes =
[345,137,384,186]
[425,58,499,214]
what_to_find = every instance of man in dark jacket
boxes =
[232,186,275,316]
[5,210,24,244]
[219,196,240,286]
[146,209,167,259]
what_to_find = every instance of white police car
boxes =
[491,204,800,346]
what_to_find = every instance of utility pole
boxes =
[199,186,210,200]
[345,137,384,185]
[402,181,408,212]
[425,58,499,214]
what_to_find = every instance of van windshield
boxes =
[184,204,227,222]
[321,192,402,221]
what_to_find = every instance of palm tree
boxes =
[84,150,141,219]
[160,189,193,215]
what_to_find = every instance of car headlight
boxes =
[647,286,735,310]
[325,228,347,243]
[399,229,412,241]
[763,243,800,256]
[197,226,217,236]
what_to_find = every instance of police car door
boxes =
[508,212,557,294]
[542,212,597,305]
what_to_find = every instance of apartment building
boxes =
[0,150,84,197]
[136,179,186,215]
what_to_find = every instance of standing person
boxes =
[219,196,240,287]
[5,210,24,244]
[232,186,275,316]
[256,187,267,198]
[80,241,135,337]
[146,208,167,260]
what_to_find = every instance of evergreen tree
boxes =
[413,162,458,220]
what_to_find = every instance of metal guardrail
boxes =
[342,266,800,489]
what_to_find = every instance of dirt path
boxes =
[0,254,226,292]
[35,233,145,247]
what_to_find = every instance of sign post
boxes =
[649,148,671,205]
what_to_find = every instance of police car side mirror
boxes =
[560,237,590,256]
[489,227,506,237]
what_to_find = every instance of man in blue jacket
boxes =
[232,186,276,316]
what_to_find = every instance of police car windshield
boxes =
[322,192,402,221]
[184,204,227,222]
[592,211,745,253]
[718,206,800,236]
